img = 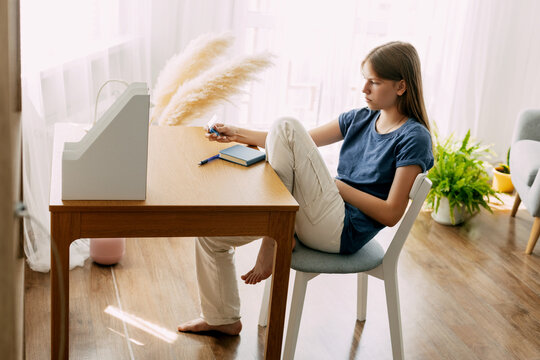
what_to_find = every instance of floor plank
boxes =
[25,200,540,359]
[71,261,131,360]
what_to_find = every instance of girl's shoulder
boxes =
[394,120,434,171]
[395,119,433,148]
[401,119,431,138]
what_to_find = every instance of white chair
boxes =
[259,173,432,360]
[509,109,540,254]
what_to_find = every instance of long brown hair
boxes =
[362,41,430,132]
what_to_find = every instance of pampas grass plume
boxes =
[150,32,234,123]
[158,52,274,126]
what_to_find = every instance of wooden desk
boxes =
[49,124,298,359]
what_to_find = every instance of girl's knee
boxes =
[271,116,303,136]
[197,236,235,254]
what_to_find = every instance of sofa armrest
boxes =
[513,109,540,144]
[528,171,540,217]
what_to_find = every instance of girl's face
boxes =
[361,61,405,111]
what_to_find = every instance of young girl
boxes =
[178,41,433,335]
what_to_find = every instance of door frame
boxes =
[0,0,24,359]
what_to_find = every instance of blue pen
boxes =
[198,154,220,166]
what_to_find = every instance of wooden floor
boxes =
[25,196,540,360]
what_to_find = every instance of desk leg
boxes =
[50,213,79,360]
[265,211,296,360]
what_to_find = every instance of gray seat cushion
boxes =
[511,140,540,186]
[291,237,384,274]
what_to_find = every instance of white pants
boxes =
[195,117,345,325]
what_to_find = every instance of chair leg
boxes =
[525,217,540,255]
[357,273,368,321]
[258,275,272,327]
[511,193,521,217]
[283,271,318,360]
[384,268,404,360]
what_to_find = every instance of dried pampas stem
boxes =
[158,52,274,126]
[150,32,234,124]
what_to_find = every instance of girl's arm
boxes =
[207,124,268,148]
[309,119,344,146]
[208,118,343,148]
[335,165,422,227]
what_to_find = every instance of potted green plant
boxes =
[427,130,500,225]
[492,147,514,193]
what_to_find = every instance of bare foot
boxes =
[177,318,242,335]
[241,237,275,285]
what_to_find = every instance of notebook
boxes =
[219,144,266,166]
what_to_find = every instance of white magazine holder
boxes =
[62,82,150,200]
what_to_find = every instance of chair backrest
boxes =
[383,173,432,267]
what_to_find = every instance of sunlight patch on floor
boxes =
[105,305,179,343]
[107,327,145,346]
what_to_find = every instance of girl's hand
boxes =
[204,123,240,143]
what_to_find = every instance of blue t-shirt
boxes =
[337,107,434,254]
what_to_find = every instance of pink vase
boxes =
[90,238,126,265]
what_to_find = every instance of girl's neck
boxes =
[378,107,404,125]
[376,108,408,134]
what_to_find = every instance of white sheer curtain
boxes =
[21,0,241,272]
[21,0,153,272]
[21,0,540,272]
[424,0,540,159]
[241,0,540,158]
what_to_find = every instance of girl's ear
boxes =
[396,80,407,96]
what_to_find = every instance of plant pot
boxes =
[431,197,468,225]
[492,168,514,193]
[90,238,126,265]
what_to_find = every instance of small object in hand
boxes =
[207,114,220,136]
